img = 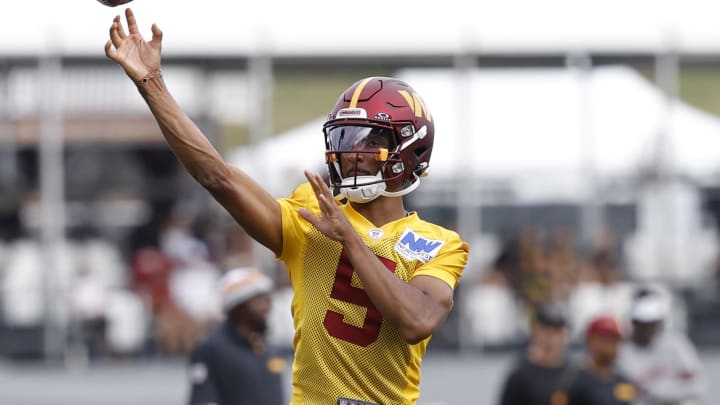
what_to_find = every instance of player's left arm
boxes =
[299,171,467,344]
[342,242,463,344]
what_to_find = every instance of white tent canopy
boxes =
[5,0,720,56]
[229,117,327,198]
[228,65,720,199]
[402,66,720,179]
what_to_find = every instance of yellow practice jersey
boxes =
[278,183,469,405]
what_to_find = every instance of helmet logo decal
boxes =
[397,90,432,122]
[335,108,367,119]
[349,77,375,108]
[374,112,391,121]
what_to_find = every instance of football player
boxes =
[105,9,469,404]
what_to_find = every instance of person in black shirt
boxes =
[567,314,637,405]
[498,303,574,405]
[187,267,286,405]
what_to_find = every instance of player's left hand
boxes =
[298,171,354,242]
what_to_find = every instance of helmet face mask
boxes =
[323,77,434,203]
[325,126,400,184]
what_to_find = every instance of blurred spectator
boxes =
[583,248,623,286]
[498,303,574,405]
[481,227,551,308]
[567,247,635,342]
[159,244,221,356]
[567,314,638,405]
[545,226,580,302]
[130,247,176,354]
[219,226,255,270]
[65,234,148,361]
[480,234,521,289]
[617,289,705,405]
[68,265,110,358]
[1,239,43,326]
[169,247,221,325]
[131,247,174,317]
[160,210,207,268]
[266,262,295,350]
[104,288,148,357]
[155,304,202,356]
[188,267,285,405]
[464,280,523,347]
[81,236,128,289]
[516,227,553,308]
[483,226,581,310]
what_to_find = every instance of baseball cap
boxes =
[586,315,623,339]
[631,295,667,323]
[219,267,273,312]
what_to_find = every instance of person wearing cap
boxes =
[617,289,705,405]
[566,314,637,405]
[187,267,286,405]
[498,303,576,405]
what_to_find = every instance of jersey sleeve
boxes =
[277,182,319,263]
[411,230,468,290]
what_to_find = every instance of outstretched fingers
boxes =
[150,23,163,49]
[109,17,124,48]
[305,171,331,206]
[115,15,127,39]
[297,173,320,225]
[308,172,343,221]
[305,171,330,198]
[104,39,117,60]
[125,8,140,35]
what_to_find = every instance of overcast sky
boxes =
[3,0,720,56]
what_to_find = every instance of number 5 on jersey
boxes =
[323,251,397,346]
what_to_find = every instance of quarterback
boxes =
[105,9,469,404]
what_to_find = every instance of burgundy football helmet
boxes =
[323,77,435,203]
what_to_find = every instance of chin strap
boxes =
[336,175,386,203]
[335,173,421,203]
[379,174,421,198]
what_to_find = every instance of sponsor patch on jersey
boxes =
[394,228,444,263]
[368,228,384,240]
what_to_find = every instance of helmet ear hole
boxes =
[411,146,430,176]
[413,162,429,176]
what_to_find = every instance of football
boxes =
[97,0,134,6]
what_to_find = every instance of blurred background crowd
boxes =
[2,1,720,403]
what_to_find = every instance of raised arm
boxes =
[105,9,282,255]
